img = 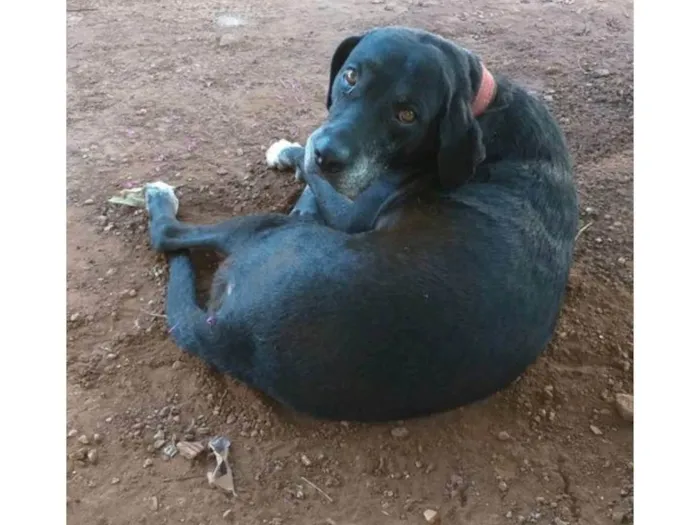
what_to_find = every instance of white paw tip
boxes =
[265,139,301,168]
[145,181,179,214]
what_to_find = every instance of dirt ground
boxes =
[66,1,633,524]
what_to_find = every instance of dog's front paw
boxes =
[145,181,179,218]
[266,139,302,170]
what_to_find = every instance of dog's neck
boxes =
[471,64,497,117]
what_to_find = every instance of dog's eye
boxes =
[342,68,358,87]
[397,108,417,124]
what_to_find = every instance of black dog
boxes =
[145,27,578,422]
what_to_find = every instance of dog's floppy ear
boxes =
[326,34,364,109]
[437,94,486,190]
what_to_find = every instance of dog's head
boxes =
[304,27,489,199]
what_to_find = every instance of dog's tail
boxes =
[163,251,215,356]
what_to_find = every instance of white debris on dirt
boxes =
[423,509,439,523]
[216,14,245,29]
[615,393,633,422]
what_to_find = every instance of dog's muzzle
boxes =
[304,128,376,200]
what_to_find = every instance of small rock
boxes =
[611,511,627,523]
[590,425,604,436]
[614,393,633,422]
[67,429,78,438]
[68,448,87,461]
[223,509,234,520]
[593,68,611,78]
[106,268,116,277]
[84,198,95,205]
[106,353,117,360]
[584,206,598,216]
[543,94,554,102]
[92,433,103,444]
[143,458,154,468]
[423,509,439,523]
[554,518,570,525]
[149,496,159,511]
[153,439,166,450]
[128,289,137,298]
[391,427,409,438]
[162,442,178,459]
[111,477,121,485]
[498,481,509,492]
[87,448,98,464]
[70,313,81,322]
[226,414,235,424]
[171,360,183,370]
[498,431,511,441]
[544,385,554,398]
[153,430,165,441]
[216,167,229,176]
[78,434,90,445]
[506,511,513,518]
[301,454,312,466]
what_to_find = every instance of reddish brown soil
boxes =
[67,1,633,524]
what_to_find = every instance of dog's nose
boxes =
[313,135,351,174]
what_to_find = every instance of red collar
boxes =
[471,64,497,117]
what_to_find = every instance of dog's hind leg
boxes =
[143,183,233,254]
[144,184,289,383]
[144,182,292,256]
[160,249,258,385]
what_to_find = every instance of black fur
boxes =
[145,27,579,422]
